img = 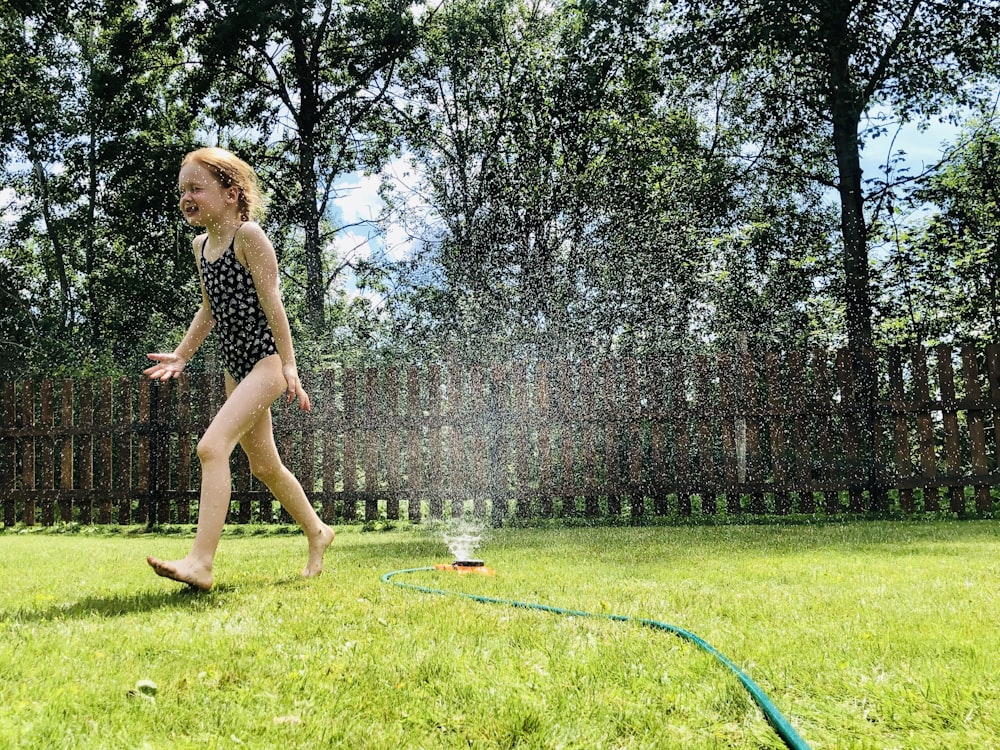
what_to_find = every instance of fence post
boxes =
[145,380,160,531]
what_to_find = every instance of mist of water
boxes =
[442,518,485,562]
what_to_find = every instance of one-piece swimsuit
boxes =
[199,231,278,381]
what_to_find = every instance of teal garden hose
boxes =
[382,566,812,750]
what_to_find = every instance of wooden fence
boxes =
[2,343,1000,527]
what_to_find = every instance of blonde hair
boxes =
[182,147,266,222]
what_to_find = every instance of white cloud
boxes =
[334,171,383,226]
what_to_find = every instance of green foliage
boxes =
[666,0,1000,351]
[874,121,1000,345]
[0,0,197,376]
[1,0,1000,376]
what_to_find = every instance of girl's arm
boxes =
[144,238,215,380]
[238,222,311,411]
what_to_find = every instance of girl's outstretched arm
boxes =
[144,236,215,380]
[238,222,311,411]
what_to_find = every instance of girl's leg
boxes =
[239,395,334,578]
[147,357,289,590]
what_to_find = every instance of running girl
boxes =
[144,146,334,591]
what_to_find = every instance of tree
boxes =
[383,0,839,361]
[0,0,197,374]
[167,0,419,332]
[668,0,1000,352]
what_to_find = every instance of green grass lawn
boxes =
[0,520,998,749]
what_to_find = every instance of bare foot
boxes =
[147,556,213,591]
[302,525,335,579]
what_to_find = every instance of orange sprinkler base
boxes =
[434,562,495,575]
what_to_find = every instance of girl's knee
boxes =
[197,435,230,465]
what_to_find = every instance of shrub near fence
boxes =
[2,343,1000,527]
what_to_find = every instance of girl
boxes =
[144,146,335,591]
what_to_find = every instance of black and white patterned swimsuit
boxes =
[199,232,278,381]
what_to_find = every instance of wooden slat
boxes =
[987,344,1000,468]
[535,361,553,518]
[861,347,889,513]
[672,360,692,516]
[78,381,94,524]
[136,377,151,510]
[20,381,36,525]
[363,369,381,522]
[766,353,790,515]
[425,365,442,520]
[694,355,717,515]
[468,366,488,518]
[385,367,402,520]
[175,376,192,524]
[742,348,765,514]
[786,350,814,513]
[1,381,14,526]
[405,366,422,521]
[490,363,510,524]
[299,371,317,503]
[117,377,134,525]
[444,364,465,519]
[276,401,295,523]
[962,345,991,512]
[936,344,964,513]
[718,354,739,515]
[813,350,839,514]
[321,370,339,523]
[343,368,359,522]
[512,363,533,519]
[579,361,599,517]
[39,379,55,525]
[96,379,113,524]
[887,349,915,513]
[648,360,668,516]
[59,380,74,522]
[625,359,644,517]
[554,361,577,517]
[835,349,864,513]
[911,346,939,511]
[601,359,622,517]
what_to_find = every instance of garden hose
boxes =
[381,566,812,750]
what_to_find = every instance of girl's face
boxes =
[177,161,238,228]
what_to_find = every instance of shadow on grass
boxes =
[0,584,233,624]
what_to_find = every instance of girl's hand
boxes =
[283,364,311,411]
[144,353,186,381]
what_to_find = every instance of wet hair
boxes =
[181,147,266,222]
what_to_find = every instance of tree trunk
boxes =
[827,11,883,509]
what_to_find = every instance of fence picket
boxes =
[60,379,75,524]
[961,344,991,512]
[936,345,964,512]
[20,381,35,526]
[887,349,915,513]
[39,380,55,526]
[910,346,939,511]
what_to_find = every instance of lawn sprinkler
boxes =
[439,518,492,573]
[434,559,494,575]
